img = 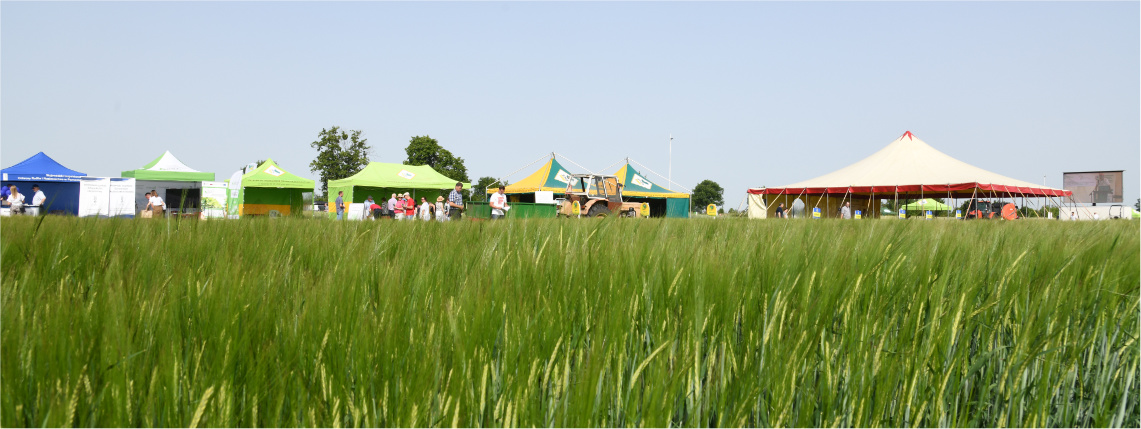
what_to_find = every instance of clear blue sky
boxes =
[3,1,1138,207]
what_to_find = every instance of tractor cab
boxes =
[560,174,642,217]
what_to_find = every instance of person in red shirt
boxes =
[403,192,415,220]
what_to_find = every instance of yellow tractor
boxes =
[558,174,644,218]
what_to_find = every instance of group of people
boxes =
[771,201,854,219]
[333,182,468,221]
[1,184,46,215]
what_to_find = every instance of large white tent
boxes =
[747,131,1071,218]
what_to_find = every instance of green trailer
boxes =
[466,201,558,219]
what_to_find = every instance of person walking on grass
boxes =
[489,184,509,220]
[335,191,345,220]
[448,182,464,221]
[841,202,851,219]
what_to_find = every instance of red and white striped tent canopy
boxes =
[749,131,1070,198]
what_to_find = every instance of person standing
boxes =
[435,196,448,222]
[775,202,786,219]
[393,194,404,220]
[1093,212,1100,221]
[149,190,165,218]
[387,194,398,219]
[489,185,508,220]
[841,202,851,219]
[334,191,345,220]
[1070,211,1077,221]
[30,185,46,210]
[6,186,25,215]
[419,197,433,221]
[447,182,464,221]
[402,193,416,220]
[363,195,377,220]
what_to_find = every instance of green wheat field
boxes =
[2,216,1138,427]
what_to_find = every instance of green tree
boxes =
[309,126,371,195]
[691,180,724,210]
[404,135,471,193]
[471,176,509,202]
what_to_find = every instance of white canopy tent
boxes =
[747,131,1071,218]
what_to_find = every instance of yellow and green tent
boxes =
[488,157,578,195]
[229,159,315,217]
[612,163,690,218]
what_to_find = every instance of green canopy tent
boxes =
[121,151,216,214]
[612,162,690,218]
[327,162,470,218]
[901,198,952,217]
[901,198,952,211]
[228,159,314,217]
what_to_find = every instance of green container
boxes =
[466,202,557,219]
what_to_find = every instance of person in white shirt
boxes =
[30,184,46,207]
[489,185,509,220]
[6,186,25,214]
[363,196,377,220]
[149,190,165,217]
[419,197,433,221]
[1093,212,1100,221]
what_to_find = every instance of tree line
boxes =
[306,126,502,202]
[307,125,726,206]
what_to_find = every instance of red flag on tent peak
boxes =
[901,131,915,141]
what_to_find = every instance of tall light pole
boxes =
[669,133,673,189]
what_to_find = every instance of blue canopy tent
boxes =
[1,152,87,214]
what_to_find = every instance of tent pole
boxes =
[946,185,951,219]
[970,187,977,217]
[796,188,805,218]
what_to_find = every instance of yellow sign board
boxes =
[706,204,717,216]
[925,210,933,220]
[572,200,581,216]
[854,210,862,219]
[640,202,650,217]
